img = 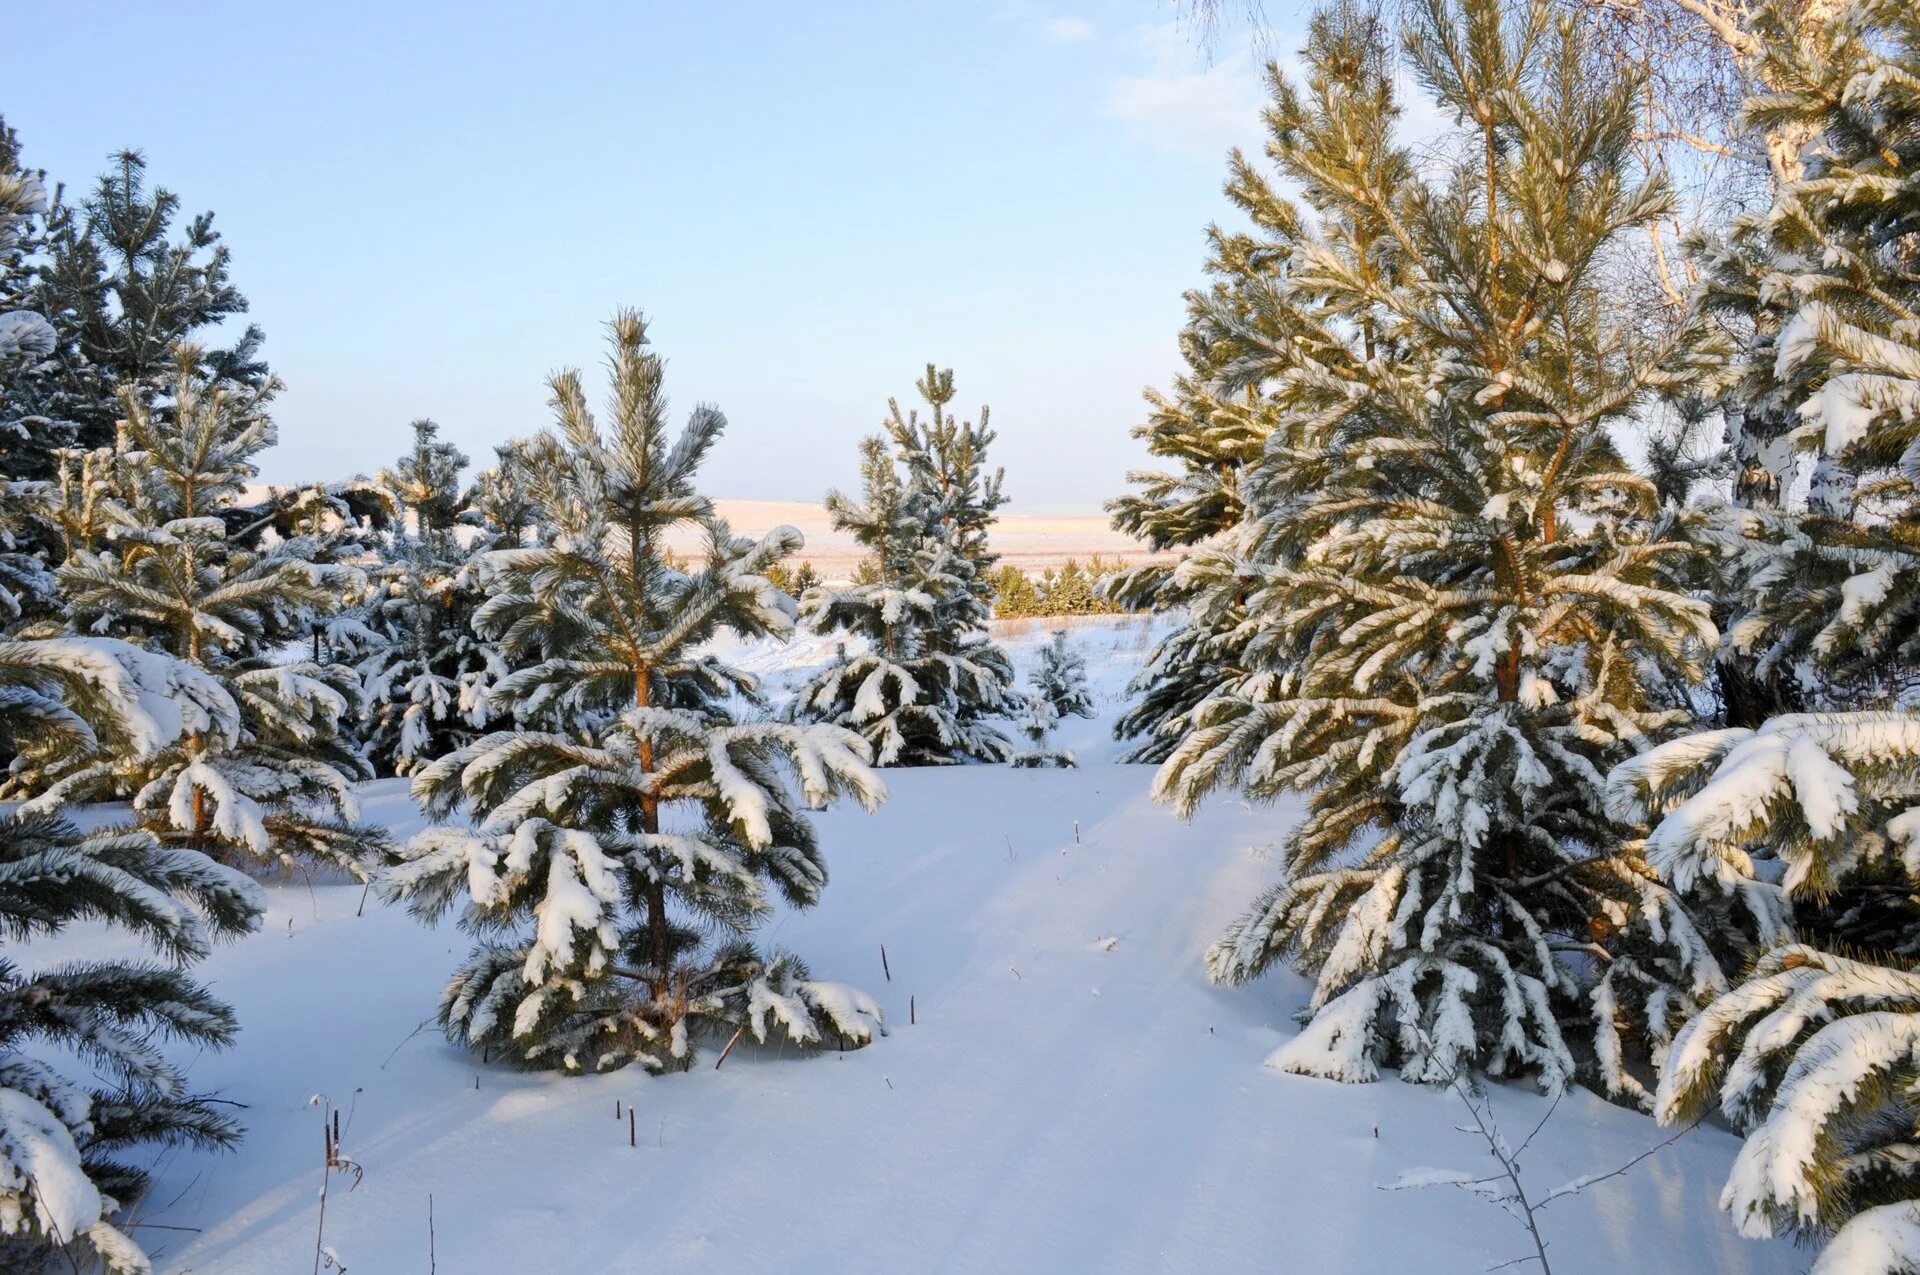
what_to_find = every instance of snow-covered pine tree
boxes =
[1618,5,1920,1267]
[1102,44,1357,762]
[1011,693,1068,769]
[353,420,504,775]
[1032,629,1094,722]
[380,310,888,1074]
[30,149,267,447]
[0,119,54,399]
[1651,0,1920,954]
[883,366,1016,725]
[787,373,1015,766]
[9,346,389,879]
[0,630,263,1273]
[0,116,78,510]
[2,136,277,630]
[1012,630,1094,769]
[885,365,1006,629]
[1148,0,1764,1100]
[0,134,59,626]
[464,438,543,550]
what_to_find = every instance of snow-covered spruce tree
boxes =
[353,420,504,775]
[0,631,263,1273]
[1615,5,1920,1267]
[1012,631,1094,770]
[10,346,388,878]
[787,373,1015,766]
[380,311,888,1074]
[1150,0,1768,1100]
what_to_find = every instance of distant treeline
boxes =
[764,556,1137,619]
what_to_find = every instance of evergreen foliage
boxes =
[1100,84,1317,760]
[788,372,1015,765]
[991,557,1131,619]
[8,347,388,879]
[380,311,889,1074]
[765,559,820,599]
[1012,630,1094,769]
[352,420,504,776]
[1031,629,1094,723]
[883,365,1006,630]
[0,129,58,624]
[1140,0,1764,1101]
[1630,3,1920,1266]
[0,632,263,1273]
[0,143,269,517]
[465,438,544,549]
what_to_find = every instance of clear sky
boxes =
[4,1,1285,511]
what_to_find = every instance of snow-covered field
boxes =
[44,618,1800,1273]
[672,500,1172,579]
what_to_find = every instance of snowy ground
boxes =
[41,618,1803,1273]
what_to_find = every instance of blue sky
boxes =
[4,2,1283,511]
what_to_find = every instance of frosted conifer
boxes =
[353,420,504,775]
[0,633,262,1273]
[1142,0,1760,1100]
[1628,4,1920,1266]
[788,372,1015,765]
[381,311,888,1074]
[10,347,388,878]
[1012,631,1093,769]
[1031,629,1093,722]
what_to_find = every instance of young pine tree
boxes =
[0,135,58,624]
[1148,0,1761,1100]
[0,629,263,1273]
[883,366,1007,625]
[1012,631,1095,769]
[0,118,55,404]
[353,420,505,775]
[1619,4,1920,1267]
[36,150,266,443]
[381,311,888,1074]
[11,347,388,878]
[788,429,1016,766]
[465,438,544,550]
[789,371,1015,765]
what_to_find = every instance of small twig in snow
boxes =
[380,1017,432,1070]
[1535,1116,1705,1209]
[1380,1034,1706,1275]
